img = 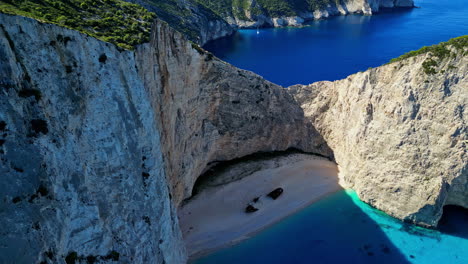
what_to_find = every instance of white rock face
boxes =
[228,0,414,28]
[136,22,333,204]
[1,8,462,264]
[290,46,467,227]
[273,16,305,27]
[0,14,186,264]
[123,0,235,46]
[0,13,332,263]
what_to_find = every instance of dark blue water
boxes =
[193,190,468,264]
[197,1,468,263]
[204,0,468,86]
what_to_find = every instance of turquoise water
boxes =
[204,0,468,86]
[193,190,468,264]
[198,1,468,263]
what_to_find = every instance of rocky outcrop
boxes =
[290,43,467,227]
[217,0,414,29]
[123,0,234,45]
[0,14,186,264]
[135,20,332,204]
[0,13,331,263]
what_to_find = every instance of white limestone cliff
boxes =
[0,14,331,263]
[290,44,467,227]
[226,0,415,29]
[1,9,465,264]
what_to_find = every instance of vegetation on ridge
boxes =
[127,0,228,43]
[195,0,344,19]
[0,0,156,49]
[390,36,468,63]
[389,35,467,75]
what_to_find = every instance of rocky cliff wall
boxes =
[290,44,467,227]
[123,0,234,46]
[135,20,333,204]
[1,9,464,264]
[0,13,332,263]
[0,14,186,264]
[222,0,414,28]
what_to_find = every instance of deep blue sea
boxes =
[196,1,468,263]
[204,0,468,86]
[193,190,468,264]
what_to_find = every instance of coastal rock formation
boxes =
[123,0,234,45]
[1,6,465,264]
[200,0,415,29]
[290,43,467,227]
[0,13,331,263]
[0,14,185,264]
[136,19,332,204]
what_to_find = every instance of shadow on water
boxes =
[192,190,411,264]
[438,205,468,239]
[203,32,245,60]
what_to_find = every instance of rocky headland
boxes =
[289,39,467,227]
[197,0,415,29]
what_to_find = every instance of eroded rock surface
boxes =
[290,45,467,227]
[136,21,332,204]
[218,0,414,29]
[0,14,186,264]
[0,13,331,263]
[123,0,234,45]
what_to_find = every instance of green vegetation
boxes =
[0,0,156,49]
[195,0,233,17]
[307,0,342,11]
[389,35,467,75]
[390,36,468,63]
[256,0,296,17]
[136,0,204,41]
[422,59,438,75]
[196,0,346,18]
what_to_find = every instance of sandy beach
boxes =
[178,154,341,260]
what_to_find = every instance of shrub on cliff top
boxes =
[389,35,468,63]
[195,0,344,18]
[0,0,156,50]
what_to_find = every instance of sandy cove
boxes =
[178,154,341,260]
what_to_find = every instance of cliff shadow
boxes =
[186,148,332,200]
[191,190,412,264]
[202,31,245,60]
[438,205,468,239]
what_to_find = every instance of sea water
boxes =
[204,0,468,86]
[198,0,468,262]
[193,190,468,264]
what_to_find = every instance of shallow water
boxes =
[192,190,468,264]
[204,0,468,86]
[198,1,468,262]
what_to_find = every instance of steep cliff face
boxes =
[135,20,332,204]
[0,14,186,264]
[290,42,467,227]
[123,0,234,45]
[0,13,331,263]
[198,0,414,28]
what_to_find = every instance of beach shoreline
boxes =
[178,154,342,261]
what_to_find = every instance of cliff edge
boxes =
[197,0,414,28]
[0,13,330,263]
[290,38,467,227]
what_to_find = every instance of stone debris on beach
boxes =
[245,204,259,213]
[267,188,284,200]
